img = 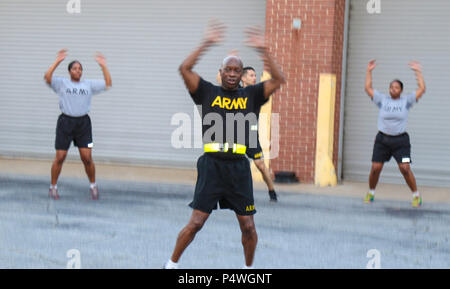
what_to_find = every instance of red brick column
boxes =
[266,0,346,183]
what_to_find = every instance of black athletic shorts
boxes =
[55,114,93,151]
[371,131,411,164]
[189,153,256,216]
[246,141,263,160]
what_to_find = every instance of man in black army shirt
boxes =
[165,21,285,269]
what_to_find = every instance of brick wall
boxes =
[266,0,346,183]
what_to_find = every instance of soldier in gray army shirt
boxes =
[364,59,426,208]
[44,49,112,200]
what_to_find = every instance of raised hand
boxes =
[95,52,107,67]
[94,52,112,87]
[244,26,266,51]
[409,61,425,100]
[45,49,67,84]
[244,25,285,98]
[365,60,376,98]
[203,19,226,46]
[56,49,68,63]
[367,59,377,72]
[409,61,422,72]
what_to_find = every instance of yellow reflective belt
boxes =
[233,143,247,154]
[204,143,220,152]
[204,143,246,154]
[224,143,229,152]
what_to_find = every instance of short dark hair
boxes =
[242,66,255,75]
[390,79,403,91]
[68,61,82,71]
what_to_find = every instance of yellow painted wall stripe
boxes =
[314,73,338,186]
[251,71,272,181]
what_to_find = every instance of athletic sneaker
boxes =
[364,192,374,204]
[90,185,99,200]
[164,260,178,269]
[49,187,59,200]
[412,195,422,208]
[268,190,278,202]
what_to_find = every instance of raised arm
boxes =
[409,61,425,101]
[179,20,225,94]
[95,52,112,88]
[44,49,67,85]
[245,26,285,99]
[365,59,376,99]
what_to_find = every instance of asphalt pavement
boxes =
[0,174,449,269]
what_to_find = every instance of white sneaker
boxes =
[164,259,179,269]
[90,185,99,200]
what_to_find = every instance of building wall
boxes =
[266,0,346,183]
[0,0,266,168]
[342,0,450,187]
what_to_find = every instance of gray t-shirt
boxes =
[372,90,417,136]
[50,76,106,117]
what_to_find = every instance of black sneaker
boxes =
[268,190,278,202]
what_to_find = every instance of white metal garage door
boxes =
[0,0,266,168]
[343,0,450,186]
